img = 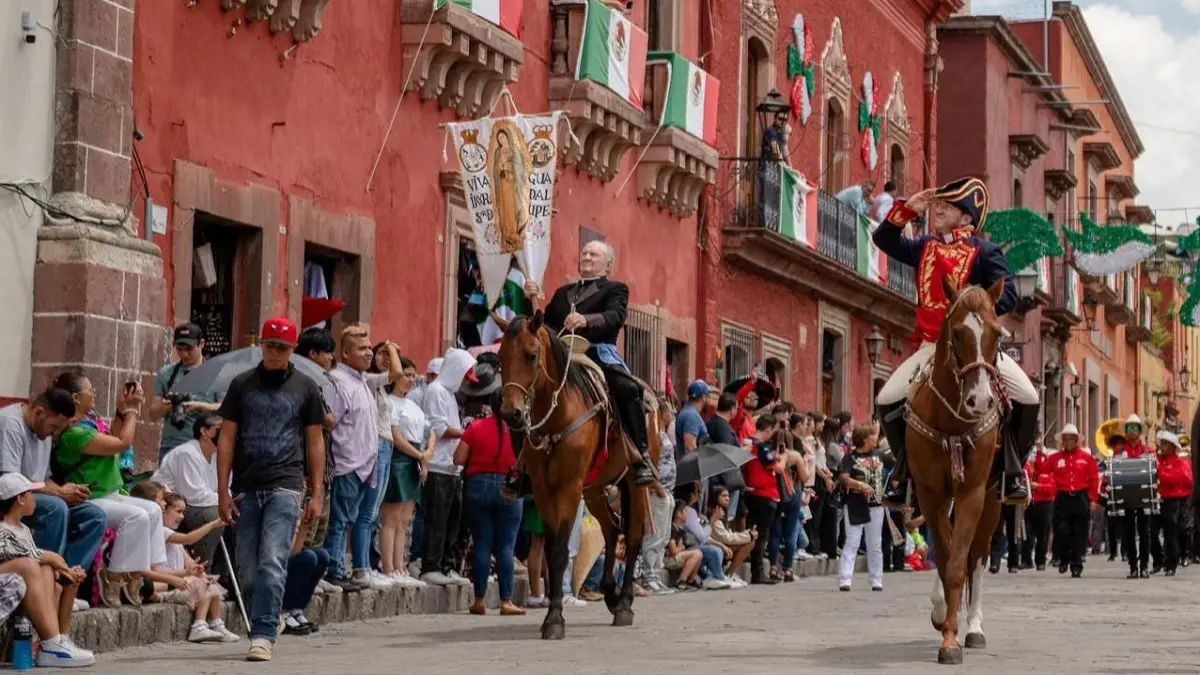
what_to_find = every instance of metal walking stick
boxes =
[219,537,251,636]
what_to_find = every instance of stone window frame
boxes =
[721,320,757,385]
[883,72,911,194]
[760,331,791,401]
[741,0,777,159]
[819,18,852,194]
[170,160,278,336]
[441,173,474,352]
[817,300,851,413]
[284,197,376,337]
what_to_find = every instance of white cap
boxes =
[1157,430,1181,450]
[1059,424,1080,438]
[426,358,443,375]
[0,474,42,501]
[1126,414,1144,428]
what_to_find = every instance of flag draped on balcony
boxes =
[435,0,522,36]
[647,52,720,145]
[1064,214,1157,276]
[777,167,816,249]
[856,215,887,286]
[577,0,648,110]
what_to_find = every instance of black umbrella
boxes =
[173,346,329,397]
[675,443,751,487]
[722,376,778,409]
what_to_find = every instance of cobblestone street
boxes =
[90,559,1200,675]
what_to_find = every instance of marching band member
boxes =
[1050,425,1099,578]
[1118,415,1153,579]
[1155,431,1193,577]
[1021,442,1056,571]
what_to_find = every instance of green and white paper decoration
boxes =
[1065,214,1157,277]
[984,207,1063,273]
[858,73,880,170]
[787,15,815,124]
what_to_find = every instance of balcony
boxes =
[1044,168,1077,201]
[718,158,916,336]
[1106,272,1135,326]
[1106,174,1140,201]
[1043,256,1081,339]
[1083,141,1122,172]
[1127,295,1152,344]
[1125,204,1154,225]
[400,0,525,118]
[1010,134,1050,170]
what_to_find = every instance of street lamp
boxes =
[1043,363,1062,394]
[755,89,791,136]
[1069,375,1083,402]
[866,326,886,366]
[1145,257,1163,285]
[1181,363,1192,394]
[1014,266,1039,299]
[1081,294,1098,331]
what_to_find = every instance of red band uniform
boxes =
[1050,425,1099,577]
[1021,449,1056,569]
[1155,431,1192,575]
[1116,415,1154,578]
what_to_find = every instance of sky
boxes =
[969,0,1200,228]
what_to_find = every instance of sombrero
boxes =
[459,362,500,398]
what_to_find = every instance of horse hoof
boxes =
[937,647,963,665]
[541,623,566,640]
[612,610,634,627]
[964,633,986,649]
[604,594,621,613]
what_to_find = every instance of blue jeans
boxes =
[697,544,725,580]
[235,488,302,642]
[282,547,331,612]
[323,472,372,579]
[582,553,625,591]
[27,494,106,570]
[769,494,803,570]
[352,440,392,570]
[464,474,522,599]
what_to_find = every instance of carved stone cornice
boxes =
[1125,204,1153,225]
[547,77,648,181]
[1106,173,1139,200]
[1044,168,1077,201]
[634,127,717,218]
[1009,133,1050,170]
[1083,141,1122,172]
[400,0,524,118]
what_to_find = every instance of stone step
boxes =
[66,555,854,653]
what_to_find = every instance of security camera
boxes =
[21,11,35,44]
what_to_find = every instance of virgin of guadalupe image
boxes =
[489,122,533,254]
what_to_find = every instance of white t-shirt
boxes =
[152,440,219,508]
[0,404,51,481]
[163,527,186,571]
[389,394,428,447]
[871,192,895,222]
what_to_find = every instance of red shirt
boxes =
[1158,453,1194,499]
[460,416,517,478]
[1052,448,1100,503]
[1027,452,1057,503]
[1123,441,1151,459]
[743,441,781,502]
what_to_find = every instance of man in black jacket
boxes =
[525,241,654,484]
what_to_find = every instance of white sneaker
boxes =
[648,579,675,596]
[397,572,426,588]
[527,594,548,608]
[369,570,398,588]
[702,577,732,590]
[188,622,225,643]
[421,571,453,586]
[246,637,272,662]
[37,635,96,667]
[814,552,829,560]
[795,551,813,563]
[208,620,241,643]
[727,574,749,589]
[562,595,587,607]
[352,569,392,590]
[447,571,471,586]
[72,598,90,612]
[317,578,343,594]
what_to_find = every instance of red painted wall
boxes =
[132,0,698,368]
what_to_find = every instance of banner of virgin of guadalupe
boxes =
[446,112,564,308]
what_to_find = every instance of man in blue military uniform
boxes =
[524,240,656,485]
[872,177,1041,506]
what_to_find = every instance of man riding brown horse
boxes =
[519,240,656,487]
[872,177,1041,507]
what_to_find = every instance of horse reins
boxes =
[924,292,1003,425]
[501,317,590,452]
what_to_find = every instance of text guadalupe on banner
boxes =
[446,111,565,307]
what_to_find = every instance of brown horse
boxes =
[906,278,1006,665]
[497,311,659,640]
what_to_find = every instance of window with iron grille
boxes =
[580,225,605,249]
[623,308,661,389]
[722,323,756,386]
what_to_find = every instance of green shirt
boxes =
[54,425,123,499]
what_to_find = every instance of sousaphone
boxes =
[1095,418,1125,459]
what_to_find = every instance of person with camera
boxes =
[149,324,220,461]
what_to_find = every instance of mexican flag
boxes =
[478,267,532,346]
[778,166,817,250]
[576,0,647,110]
[857,214,887,286]
[435,0,522,36]
[648,52,719,145]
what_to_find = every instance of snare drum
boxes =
[1106,455,1160,516]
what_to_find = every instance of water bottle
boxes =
[11,613,33,671]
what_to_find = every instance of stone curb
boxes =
[67,556,855,653]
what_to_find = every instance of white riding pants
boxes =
[95,494,167,572]
[876,342,1038,407]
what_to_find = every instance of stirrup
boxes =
[882,480,911,509]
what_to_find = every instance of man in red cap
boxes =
[218,317,326,662]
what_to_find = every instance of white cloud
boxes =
[1084,4,1200,224]
[1182,0,1200,14]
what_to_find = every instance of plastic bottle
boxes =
[11,613,33,671]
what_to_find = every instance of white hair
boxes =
[583,240,615,270]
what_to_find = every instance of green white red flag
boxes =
[576,0,647,110]
[778,167,816,250]
[647,52,719,145]
[857,215,887,286]
[435,0,522,36]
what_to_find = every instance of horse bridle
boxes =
[925,293,1002,424]
[501,326,575,447]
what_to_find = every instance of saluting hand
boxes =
[905,188,937,214]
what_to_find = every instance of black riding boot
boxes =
[1002,403,1040,504]
[877,402,910,508]
[617,396,656,485]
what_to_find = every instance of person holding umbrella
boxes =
[217,317,326,663]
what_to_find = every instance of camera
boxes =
[165,392,193,429]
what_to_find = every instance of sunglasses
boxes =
[1124,425,1142,432]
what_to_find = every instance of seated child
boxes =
[145,493,237,643]
[904,512,930,571]
[281,495,331,636]
[664,503,704,592]
[0,473,95,666]
[580,536,627,602]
